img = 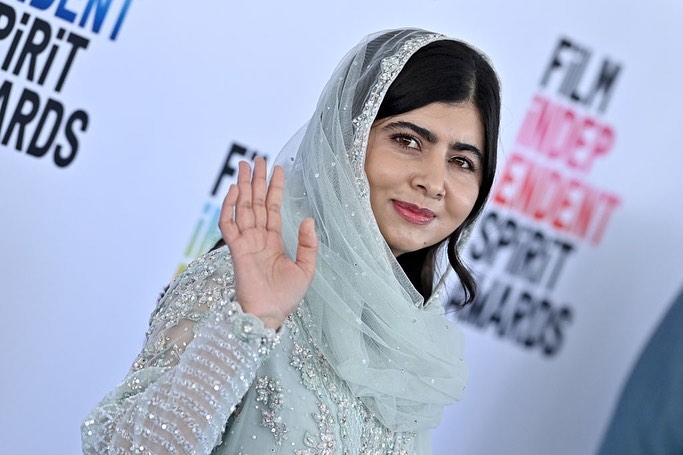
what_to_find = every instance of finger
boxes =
[235,160,255,231]
[251,157,268,228]
[219,184,240,244]
[265,165,285,234]
[295,217,318,280]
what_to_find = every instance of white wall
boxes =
[1,1,682,453]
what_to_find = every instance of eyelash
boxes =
[450,156,477,172]
[391,133,420,150]
[390,133,478,172]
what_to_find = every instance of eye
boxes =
[391,134,420,150]
[449,156,477,171]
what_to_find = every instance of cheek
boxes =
[366,161,396,196]
[447,183,481,217]
[364,153,381,194]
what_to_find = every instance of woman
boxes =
[82,28,501,454]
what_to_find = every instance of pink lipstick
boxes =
[392,200,436,225]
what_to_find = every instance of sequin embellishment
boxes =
[288,306,415,454]
[254,376,288,445]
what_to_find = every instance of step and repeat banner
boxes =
[1,1,682,453]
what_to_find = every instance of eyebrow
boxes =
[382,121,484,160]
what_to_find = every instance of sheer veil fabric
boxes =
[276,28,471,433]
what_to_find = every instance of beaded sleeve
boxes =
[81,247,278,454]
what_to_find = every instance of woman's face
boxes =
[365,101,484,257]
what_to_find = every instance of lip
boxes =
[392,200,436,225]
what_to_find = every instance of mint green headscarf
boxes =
[277,29,470,432]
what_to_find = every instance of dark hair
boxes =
[375,40,501,306]
[209,37,500,307]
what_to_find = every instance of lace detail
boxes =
[298,402,337,455]
[81,247,279,455]
[254,376,288,445]
[287,309,415,454]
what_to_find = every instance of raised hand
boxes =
[219,157,318,330]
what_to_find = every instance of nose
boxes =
[412,157,446,199]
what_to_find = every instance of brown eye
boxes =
[392,134,420,149]
[450,156,476,171]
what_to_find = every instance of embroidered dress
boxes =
[82,28,479,454]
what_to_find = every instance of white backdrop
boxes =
[1,1,682,453]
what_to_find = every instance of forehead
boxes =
[375,102,485,147]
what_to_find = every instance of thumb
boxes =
[295,217,318,280]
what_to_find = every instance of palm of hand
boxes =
[219,158,318,330]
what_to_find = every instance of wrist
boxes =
[254,315,284,331]
[212,299,281,356]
